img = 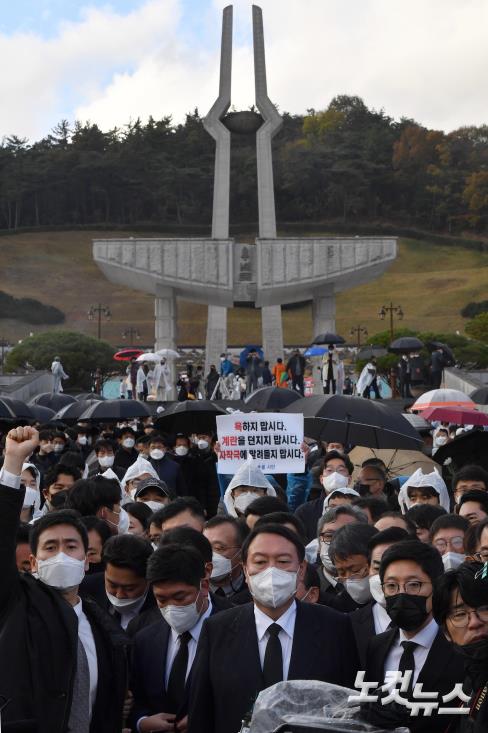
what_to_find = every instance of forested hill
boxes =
[2,95,488,234]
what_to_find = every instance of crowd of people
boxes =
[1,403,487,733]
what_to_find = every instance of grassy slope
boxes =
[0,231,487,346]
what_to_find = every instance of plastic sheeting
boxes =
[248,681,409,733]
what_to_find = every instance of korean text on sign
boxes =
[216,412,305,474]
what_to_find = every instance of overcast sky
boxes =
[2,0,488,141]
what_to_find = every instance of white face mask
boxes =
[344,576,372,605]
[321,472,349,494]
[369,574,387,608]
[234,492,258,514]
[98,455,114,468]
[197,440,209,450]
[211,552,233,580]
[174,446,189,457]
[143,500,165,513]
[107,591,147,611]
[150,449,165,461]
[37,552,86,590]
[319,542,336,573]
[118,507,130,534]
[122,438,135,449]
[247,566,297,609]
[160,594,202,634]
[435,436,448,447]
[53,444,64,453]
[442,551,466,571]
[22,487,38,509]
[77,435,88,445]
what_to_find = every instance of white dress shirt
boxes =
[383,616,439,688]
[254,600,297,681]
[73,599,99,718]
[0,467,22,489]
[372,602,392,634]
[164,599,213,687]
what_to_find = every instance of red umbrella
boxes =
[114,348,144,362]
[421,405,488,426]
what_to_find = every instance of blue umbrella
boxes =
[239,345,264,368]
[304,346,327,357]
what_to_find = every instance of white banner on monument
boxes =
[216,412,305,474]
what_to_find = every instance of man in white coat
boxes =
[51,357,68,393]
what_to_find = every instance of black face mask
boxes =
[385,593,430,631]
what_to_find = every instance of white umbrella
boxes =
[156,348,180,359]
[136,352,160,363]
[412,388,475,412]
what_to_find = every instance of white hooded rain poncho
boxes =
[121,456,160,502]
[398,467,450,513]
[224,456,276,517]
[22,462,42,519]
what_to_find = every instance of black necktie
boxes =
[398,640,418,698]
[214,587,226,597]
[167,631,192,712]
[263,623,283,688]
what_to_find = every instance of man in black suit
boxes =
[80,533,156,630]
[204,515,249,600]
[361,540,464,733]
[188,523,360,733]
[130,543,227,732]
[0,426,128,733]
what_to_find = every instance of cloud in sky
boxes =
[2,0,488,141]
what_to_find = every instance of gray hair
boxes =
[317,505,368,538]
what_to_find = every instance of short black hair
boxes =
[406,504,447,530]
[360,464,387,482]
[244,495,288,517]
[30,510,88,555]
[148,433,171,447]
[473,517,488,548]
[16,522,31,546]
[57,452,86,471]
[160,527,213,563]
[80,515,112,546]
[124,501,152,530]
[375,511,417,534]
[429,514,470,542]
[352,496,389,523]
[254,512,306,542]
[102,534,153,578]
[150,497,205,529]
[329,523,378,563]
[67,477,121,516]
[146,543,205,587]
[433,562,487,627]
[119,427,136,437]
[45,463,81,487]
[204,515,249,545]
[367,527,412,563]
[94,439,115,454]
[319,505,369,533]
[452,465,488,490]
[38,430,54,441]
[321,450,354,476]
[379,539,444,583]
[242,523,305,564]
[362,457,388,471]
[457,490,488,515]
[303,562,320,590]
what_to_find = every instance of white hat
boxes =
[223,455,276,517]
[323,487,360,510]
[121,456,159,492]
[398,467,450,512]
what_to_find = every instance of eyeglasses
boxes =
[323,466,349,476]
[336,568,368,582]
[382,580,431,596]
[473,550,488,563]
[433,537,464,552]
[447,605,488,628]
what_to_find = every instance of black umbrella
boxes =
[0,398,16,420]
[243,387,302,411]
[287,394,422,449]
[470,386,488,405]
[0,397,35,422]
[356,345,388,361]
[29,392,77,411]
[433,430,488,470]
[78,399,151,421]
[388,337,424,354]
[29,405,56,423]
[312,333,345,346]
[76,392,106,402]
[52,399,106,423]
[155,400,226,435]
[426,341,456,366]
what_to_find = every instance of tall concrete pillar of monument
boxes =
[312,292,336,337]
[155,285,177,398]
[253,5,284,365]
[202,5,233,373]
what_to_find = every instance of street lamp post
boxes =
[378,302,404,340]
[350,325,368,349]
[88,304,111,340]
[122,327,141,344]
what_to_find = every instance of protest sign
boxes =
[216,412,305,474]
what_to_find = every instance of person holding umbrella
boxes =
[286,349,306,396]
[322,344,339,395]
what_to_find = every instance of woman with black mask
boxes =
[433,562,488,732]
